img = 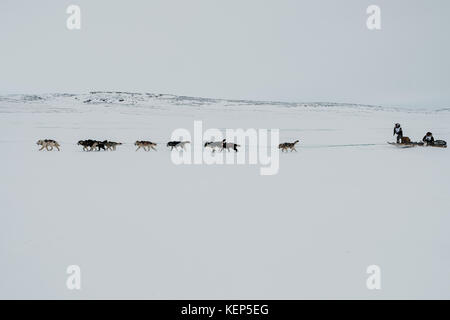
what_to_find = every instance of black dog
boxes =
[166,141,190,151]
[167,141,181,147]
[166,141,181,151]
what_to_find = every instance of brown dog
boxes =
[401,137,411,144]
[135,141,157,151]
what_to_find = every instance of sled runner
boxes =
[387,142,417,148]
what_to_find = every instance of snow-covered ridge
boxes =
[0,91,447,113]
[0,91,380,108]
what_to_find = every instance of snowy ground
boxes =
[0,92,449,299]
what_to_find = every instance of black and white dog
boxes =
[205,139,239,152]
[220,139,239,152]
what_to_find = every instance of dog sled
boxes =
[422,140,447,148]
[387,140,447,149]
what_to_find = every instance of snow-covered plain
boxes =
[0,92,449,299]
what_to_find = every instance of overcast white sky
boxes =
[1,0,449,108]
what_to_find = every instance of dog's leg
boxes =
[55,145,60,151]
[39,145,44,151]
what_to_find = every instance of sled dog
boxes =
[279,140,299,152]
[219,139,240,152]
[167,141,190,151]
[78,139,107,151]
[204,141,223,152]
[37,139,60,151]
[78,139,95,151]
[92,140,107,151]
[104,141,122,151]
[135,141,157,151]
